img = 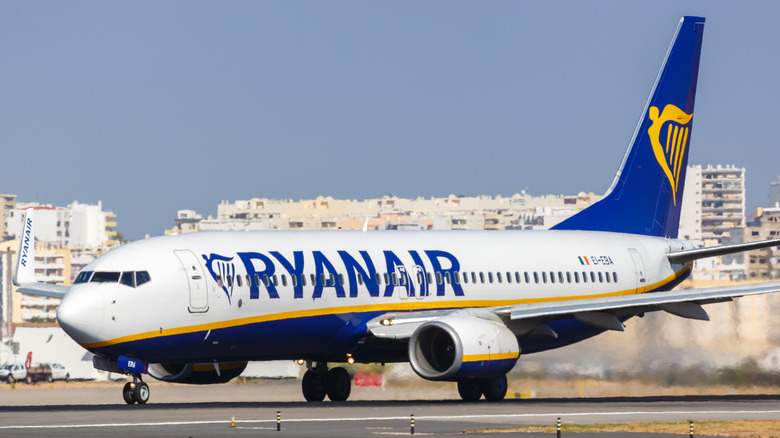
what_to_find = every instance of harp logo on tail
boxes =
[647,104,693,205]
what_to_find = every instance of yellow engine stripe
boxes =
[462,352,520,363]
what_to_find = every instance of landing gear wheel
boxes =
[325,367,351,402]
[302,370,326,402]
[457,379,483,401]
[133,381,150,404]
[480,375,508,402]
[122,382,136,404]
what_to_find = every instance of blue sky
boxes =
[2,2,778,240]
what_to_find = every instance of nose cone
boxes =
[57,286,104,345]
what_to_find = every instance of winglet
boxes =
[13,209,37,285]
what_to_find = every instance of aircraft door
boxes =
[413,265,428,299]
[395,266,412,300]
[628,248,646,294]
[175,249,209,313]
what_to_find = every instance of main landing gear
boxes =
[122,373,150,405]
[457,375,508,402]
[301,362,351,402]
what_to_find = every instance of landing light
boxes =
[346,354,355,365]
[296,359,305,365]
[381,319,392,326]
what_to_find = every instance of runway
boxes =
[2,381,780,437]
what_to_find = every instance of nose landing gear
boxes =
[122,374,150,405]
[301,361,352,402]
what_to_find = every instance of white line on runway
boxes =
[3,410,780,429]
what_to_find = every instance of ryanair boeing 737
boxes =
[13,16,780,404]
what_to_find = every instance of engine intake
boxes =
[147,361,247,384]
[408,316,519,381]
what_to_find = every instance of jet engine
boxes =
[147,361,247,384]
[408,315,519,381]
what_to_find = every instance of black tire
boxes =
[46,374,53,383]
[457,379,483,401]
[134,381,150,405]
[7,375,15,384]
[65,373,70,383]
[325,367,351,402]
[122,382,136,404]
[25,376,32,385]
[480,375,508,402]
[301,370,326,402]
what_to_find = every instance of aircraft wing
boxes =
[369,282,780,339]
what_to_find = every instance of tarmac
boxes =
[1,379,779,437]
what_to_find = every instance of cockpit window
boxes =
[120,272,134,287]
[91,272,121,283]
[135,271,151,287]
[74,271,93,284]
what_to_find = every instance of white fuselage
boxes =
[56,230,692,364]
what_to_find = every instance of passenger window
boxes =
[376,273,382,285]
[479,272,485,283]
[582,272,588,283]
[91,272,121,283]
[566,272,572,283]
[300,274,307,286]
[525,272,530,283]
[549,272,554,284]
[75,271,93,284]
[574,272,579,283]
[417,273,423,284]
[273,275,279,286]
[598,272,603,283]
[320,274,326,286]
[217,276,223,288]
[613,272,618,283]
[339,274,345,286]
[445,272,452,284]
[590,272,596,283]
[384,273,390,285]
[462,272,468,284]
[515,272,521,283]
[391,273,398,286]
[454,272,460,285]
[427,273,433,284]
[282,275,288,287]
[310,274,316,285]
[558,272,564,283]
[496,272,502,283]
[329,274,335,286]
[400,273,406,286]
[533,272,539,283]
[471,272,477,284]
[436,272,443,285]
[488,272,494,284]
[605,272,610,283]
[542,272,548,283]
[120,272,134,287]
[357,273,364,285]
[236,275,243,287]
[227,276,233,287]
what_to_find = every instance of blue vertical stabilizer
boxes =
[552,16,705,238]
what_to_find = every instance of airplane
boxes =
[13,15,780,405]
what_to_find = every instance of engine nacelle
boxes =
[408,315,520,381]
[147,361,247,384]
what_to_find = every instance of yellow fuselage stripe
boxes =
[83,263,692,349]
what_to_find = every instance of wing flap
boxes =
[499,281,780,321]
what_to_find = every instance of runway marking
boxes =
[3,410,780,429]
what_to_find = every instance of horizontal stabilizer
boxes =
[668,238,780,264]
[17,283,68,299]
